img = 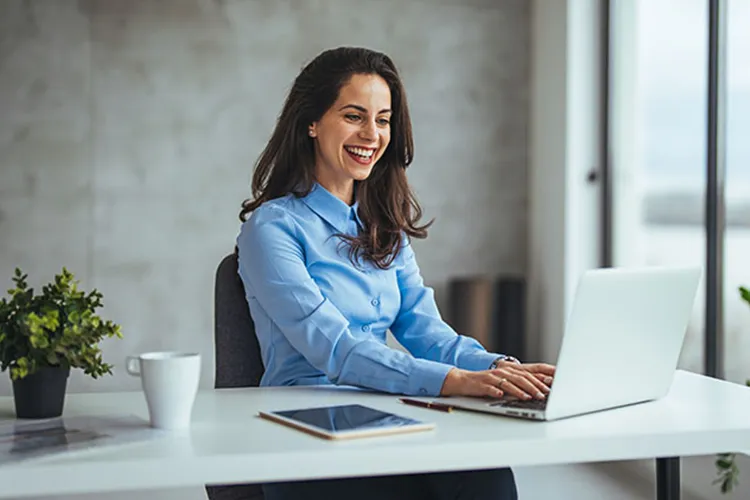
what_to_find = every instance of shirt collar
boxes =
[301,183,363,233]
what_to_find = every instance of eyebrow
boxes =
[338,104,392,115]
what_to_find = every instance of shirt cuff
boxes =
[459,351,508,372]
[408,359,455,397]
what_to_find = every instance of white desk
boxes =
[0,370,749,499]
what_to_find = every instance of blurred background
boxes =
[1,0,748,499]
[609,0,750,386]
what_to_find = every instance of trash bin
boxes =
[448,275,526,360]
[447,276,494,351]
[493,277,525,361]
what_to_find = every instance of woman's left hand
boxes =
[491,361,556,401]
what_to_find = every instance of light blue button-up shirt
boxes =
[236,183,503,397]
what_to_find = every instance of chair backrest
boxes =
[213,253,265,388]
[208,253,266,500]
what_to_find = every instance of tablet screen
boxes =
[269,404,426,434]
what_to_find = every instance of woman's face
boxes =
[310,73,392,196]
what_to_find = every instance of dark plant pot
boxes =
[11,366,70,419]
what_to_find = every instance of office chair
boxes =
[205,252,265,500]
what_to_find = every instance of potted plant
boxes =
[0,268,122,419]
[714,285,750,493]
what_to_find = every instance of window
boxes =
[723,0,750,384]
[610,0,708,374]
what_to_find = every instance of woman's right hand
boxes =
[440,366,551,400]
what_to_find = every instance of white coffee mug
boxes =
[126,352,201,430]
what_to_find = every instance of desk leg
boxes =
[656,457,680,500]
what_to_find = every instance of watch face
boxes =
[499,356,520,366]
[492,356,520,370]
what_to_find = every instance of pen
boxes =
[399,398,454,413]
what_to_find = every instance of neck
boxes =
[314,172,355,206]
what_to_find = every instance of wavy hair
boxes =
[239,47,431,269]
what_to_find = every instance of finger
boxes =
[509,373,546,400]
[522,363,556,375]
[488,371,534,400]
[496,368,549,396]
[514,369,551,394]
[480,376,504,399]
[482,373,512,399]
[512,367,552,391]
[498,379,533,400]
[484,385,504,398]
[533,373,554,386]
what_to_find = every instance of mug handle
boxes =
[125,356,141,377]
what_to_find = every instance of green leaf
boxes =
[0,267,123,380]
[717,458,733,469]
[715,453,740,493]
[46,351,59,365]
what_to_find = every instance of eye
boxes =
[345,114,361,122]
[377,118,390,126]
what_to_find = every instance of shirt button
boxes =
[361,324,370,332]
[371,298,379,306]
[419,388,428,395]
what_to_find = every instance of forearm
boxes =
[334,341,454,396]
[392,288,502,371]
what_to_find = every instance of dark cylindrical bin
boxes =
[448,277,495,351]
[493,277,526,361]
[12,366,70,419]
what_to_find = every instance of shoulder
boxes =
[249,195,297,223]
[239,195,301,244]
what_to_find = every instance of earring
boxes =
[308,130,315,137]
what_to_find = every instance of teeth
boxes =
[345,146,374,158]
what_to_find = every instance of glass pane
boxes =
[610,0,708,374]
[723,0,750,385]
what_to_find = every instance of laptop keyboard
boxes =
[490,398,548,411]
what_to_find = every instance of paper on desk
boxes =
[0,415,162,466]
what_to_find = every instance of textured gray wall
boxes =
[0,0,529,396]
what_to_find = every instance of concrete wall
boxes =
[2,2,745,500]
[0,0,530,394]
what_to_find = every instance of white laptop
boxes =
[438,266,702,421]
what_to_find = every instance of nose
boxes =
[359,119,377,142]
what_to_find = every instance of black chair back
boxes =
[206,253,265,500]
[214,253,264,388]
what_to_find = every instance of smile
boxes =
[344,146,376,166]
[344,146,375,159]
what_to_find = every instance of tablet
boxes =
[258,404,436,440]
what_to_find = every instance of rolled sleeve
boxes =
[237,207,453,396]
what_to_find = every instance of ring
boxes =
[497,378,507,389]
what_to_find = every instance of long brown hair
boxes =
[240,47,432,269]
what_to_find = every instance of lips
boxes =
[344,145,376,166]
[344,146,375,158]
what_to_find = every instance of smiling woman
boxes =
[240,47,426,270]
[233,46,549,500]
[310,74,392,188]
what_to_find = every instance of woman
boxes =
[237,46,554,500]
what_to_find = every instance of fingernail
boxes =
[545,377,553,384]
[524,394,532,400]
[536,392,545,399]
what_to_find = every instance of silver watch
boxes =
[491,355,521,369]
